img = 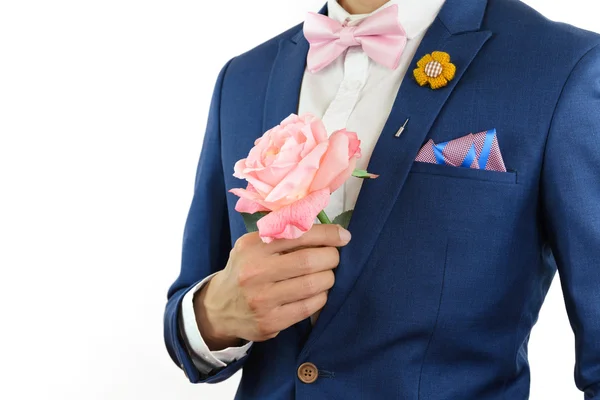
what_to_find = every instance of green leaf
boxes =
[241,212,269,233]
[331,210,353,230]
[352,169,379,179]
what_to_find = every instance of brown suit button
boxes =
[297,362,319,384]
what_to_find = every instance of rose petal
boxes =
[309,129,360,193]
[230,183,271,213]
[280,113,301,126]
[326,156,358,194]
[230,189,272,211]
[234,196,271,214]
[256,188,330,243]
[345,130,361,158]
[236,169,273,195]
[264,141,329,204]
[307,116,328,144]
[300,126,317,157]
[233,158,247,179]
[255,164,295,187]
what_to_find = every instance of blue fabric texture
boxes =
[163,0,600,398]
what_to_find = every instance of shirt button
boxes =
[297,362,319,384]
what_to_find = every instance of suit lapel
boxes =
[300,0,492,357]
[262,34,309,132]
[262,5,328,132]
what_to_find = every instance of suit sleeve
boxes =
[179,274,252,374]
[541,43,600,399]
[163,58,250,384]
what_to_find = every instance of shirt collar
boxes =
[326,0,446,39]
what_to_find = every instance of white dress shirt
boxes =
[180,0,446,375]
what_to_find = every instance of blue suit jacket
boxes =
[164,0,600,398]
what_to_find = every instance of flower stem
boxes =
[317,210,332,224]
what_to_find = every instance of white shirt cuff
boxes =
[180,272,253,374]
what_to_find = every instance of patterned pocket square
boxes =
[415,129,507,172]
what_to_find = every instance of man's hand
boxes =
[194,224,351,350]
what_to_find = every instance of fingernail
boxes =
[339,227,352,243]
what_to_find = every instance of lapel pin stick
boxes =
[395,118,410,137]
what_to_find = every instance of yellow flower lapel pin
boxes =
[414,51,456,90]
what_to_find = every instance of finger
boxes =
[266,224,351,254]
[280,245,311,255]
[266,270,335,306]
[270,292,328,332]
[232,231,265,254]
[268,246,340,281]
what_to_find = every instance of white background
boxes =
[0,1,598,399]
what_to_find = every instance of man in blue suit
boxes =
[164,0,600,398]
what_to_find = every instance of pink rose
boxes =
[229,113,361,243]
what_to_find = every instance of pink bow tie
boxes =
[303,4,407,73]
